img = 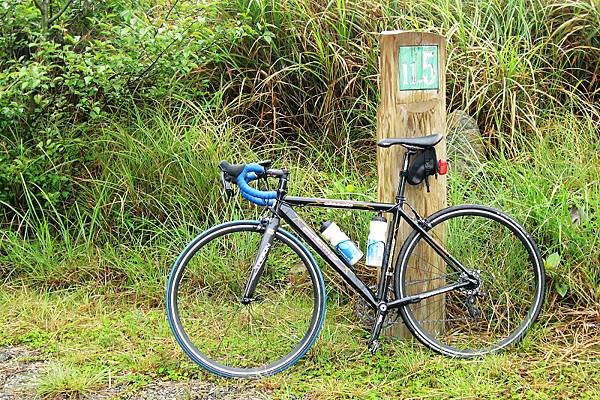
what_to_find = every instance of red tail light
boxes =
[438,160,448,175]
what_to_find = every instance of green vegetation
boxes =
[449,112,599,303]
[35,362,106,399]
[0,0,598,398]
[1,286,598,398]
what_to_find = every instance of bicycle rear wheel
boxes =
[166,220,326,378]
[395,205,545,357]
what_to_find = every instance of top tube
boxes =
[284,196,397,212]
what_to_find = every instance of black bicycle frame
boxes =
[245,150,474,311]
[278,200,471,311]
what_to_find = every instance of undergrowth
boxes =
[1,104,598,305]
[0,1,598,396]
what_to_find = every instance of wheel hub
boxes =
[459,270,482,295]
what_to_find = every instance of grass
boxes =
[209,0,599,153]
[1,105,596,397]
[2,0,598,304]
[0,105,597,395]
[447,111,600,304]
[2,104,597,304]
[0,285,598,399]
[35,362,106,399]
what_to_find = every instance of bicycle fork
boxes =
[241,216,280,304]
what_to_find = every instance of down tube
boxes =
[278,203,377,308]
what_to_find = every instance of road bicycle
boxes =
[166,133,545,378]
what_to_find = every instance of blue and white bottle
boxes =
[320,221,363,265]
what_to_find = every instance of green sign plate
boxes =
[398,45,439,91]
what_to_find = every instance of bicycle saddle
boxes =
[377,133,443,149]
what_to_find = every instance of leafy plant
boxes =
[0,129,83,217]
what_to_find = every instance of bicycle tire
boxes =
[395,205,545,357]
[166,220,326,378]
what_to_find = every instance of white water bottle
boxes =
[320,221,364,266]
[366,216,387,267]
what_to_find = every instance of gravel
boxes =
[0,346,272,400]
[0,346,47,400]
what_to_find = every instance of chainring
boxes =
[353,285,400,330]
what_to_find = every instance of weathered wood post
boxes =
[376,31,447,337]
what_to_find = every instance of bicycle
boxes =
[166,133,545,378]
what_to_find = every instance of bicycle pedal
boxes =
[368,339,380,355]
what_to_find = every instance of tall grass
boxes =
[1,100,597,305]
[206,0,598,154]
[1,0,598,306]
[0,102,374,296]
[448,111,599,303]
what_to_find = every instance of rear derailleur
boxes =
[459,270,487,319]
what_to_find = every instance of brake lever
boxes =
[220,171,234,198]
[258,174,270,193]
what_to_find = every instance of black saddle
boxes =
[377,133,443,149]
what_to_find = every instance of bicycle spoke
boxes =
[398,207,543,356]
[169,225,323,373]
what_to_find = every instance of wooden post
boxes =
[376,31,447,338]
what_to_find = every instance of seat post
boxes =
[396,149,415,204]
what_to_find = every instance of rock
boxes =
[125,380,271,400]
[447,110,485,173]
[0,346,47,400]
[570,206,588,225]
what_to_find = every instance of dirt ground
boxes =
[0,346,272,400]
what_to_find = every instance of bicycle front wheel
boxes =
[166,221,326,378]
[395,205,545,357]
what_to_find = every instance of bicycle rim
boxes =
[166,221,325,377]
[396,206,544,356]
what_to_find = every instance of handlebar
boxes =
[237,163,277,206]
[219,161,286,206]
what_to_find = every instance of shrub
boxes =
[0,0,230,216]
[0,128,84,219]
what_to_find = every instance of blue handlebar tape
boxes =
[240,190,273,206]
[236,163,277,206]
